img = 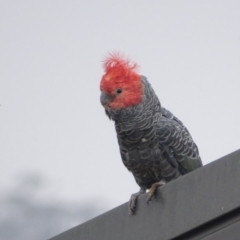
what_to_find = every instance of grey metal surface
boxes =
[173,207,240,240]
[202,220,240,240]
[49,149,240,240]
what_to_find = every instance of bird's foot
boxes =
[128,188,146,215]
[146,180,166,205]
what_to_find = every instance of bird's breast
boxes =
[121,147,162,168]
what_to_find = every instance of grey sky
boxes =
[0,174,100,240]
[0,0,240,212]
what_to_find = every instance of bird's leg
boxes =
[128,188,146,215]
[146,180,166,205]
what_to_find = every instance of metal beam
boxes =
[49,149,240,240]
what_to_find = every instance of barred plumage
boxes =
[105,76,202,186]
[100,55,202,214]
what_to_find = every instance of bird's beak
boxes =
[100,91,112,109]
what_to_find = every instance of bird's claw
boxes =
[128,189,146,215]
[146,181,165,205]
[128,195,137,215]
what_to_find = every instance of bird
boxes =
[100,52,203,215]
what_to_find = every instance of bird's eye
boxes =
[116,88,122,94]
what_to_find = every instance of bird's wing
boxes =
[158,107,203,174]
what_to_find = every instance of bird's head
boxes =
[100,53,143,110]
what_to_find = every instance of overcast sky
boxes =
[0,0,240,216]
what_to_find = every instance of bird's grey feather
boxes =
[105,76,202,189]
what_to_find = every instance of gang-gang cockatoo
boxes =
[100,53,202,214]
